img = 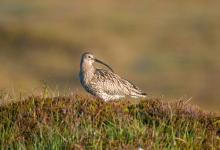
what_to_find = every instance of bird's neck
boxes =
[80,62,95,81]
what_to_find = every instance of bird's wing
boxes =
[93,69,146,96]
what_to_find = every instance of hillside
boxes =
[0,0,220,110]
[0,92,219,149]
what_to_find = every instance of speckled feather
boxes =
[79,52,147,101]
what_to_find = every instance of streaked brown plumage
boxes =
[79,52,147,101]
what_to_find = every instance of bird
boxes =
[79,52,147,101]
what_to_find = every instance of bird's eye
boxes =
[88,56,91,58]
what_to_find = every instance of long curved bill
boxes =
[95,58,114,72]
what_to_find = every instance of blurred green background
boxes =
[0,0,219,110]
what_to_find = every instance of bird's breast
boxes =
[79,71,95,88]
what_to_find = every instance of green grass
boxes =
[0,92,219,149]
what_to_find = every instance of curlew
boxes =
[79,52,147,101]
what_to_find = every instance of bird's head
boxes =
[80,52,114,72]
[81,52,95,65]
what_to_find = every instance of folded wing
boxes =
[93,69,146,97]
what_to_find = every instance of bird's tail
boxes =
[131,92,147,99]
